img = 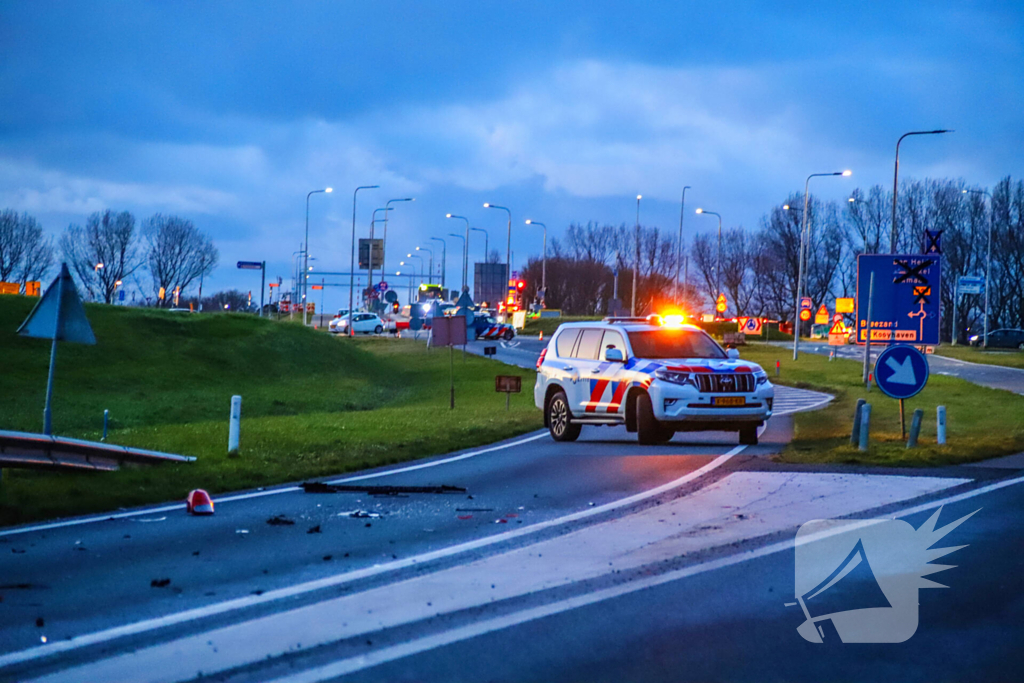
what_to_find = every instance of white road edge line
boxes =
[269,471,1024,683]
[0,432,550,539]
[0,444,747,670]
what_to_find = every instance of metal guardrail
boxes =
[0,429,196,472]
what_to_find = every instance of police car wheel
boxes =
[503,329,514,340]
[637,393,673,445]
[739,426,759,445]
[547,392,581,442]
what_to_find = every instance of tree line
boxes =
[0,209,218,306]
[520,176,1024,342]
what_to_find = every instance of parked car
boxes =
[969,328,1024,349]
[328,309,353,334]
[333,312,385,335]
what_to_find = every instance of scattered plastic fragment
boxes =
[338,510,382,519]
[323,555,332,561]
[494,519,508,524]
[266,515,295,526]
[35,617,44,628]
[457,515,473,520]
[307,525,322,534]
[303,482,465,495]
[235,529,249,535]
[151,578,171,588]
[186,489,215,515]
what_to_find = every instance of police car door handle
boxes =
[562,364,575,372]
[588,368,601,374]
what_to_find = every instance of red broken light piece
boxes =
[186,489,214,515]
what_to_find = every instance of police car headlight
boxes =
[654,369,697,388]
[754,370,768,385]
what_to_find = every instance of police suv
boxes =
[534,316,774,445]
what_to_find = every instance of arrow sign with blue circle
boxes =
[874,345,929,399]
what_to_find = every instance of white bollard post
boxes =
[858,403,871,452]
[228,395,242,456]
[937,405,947,445]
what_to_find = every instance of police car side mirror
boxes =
[605,348,624,362]
[727,348,740,360]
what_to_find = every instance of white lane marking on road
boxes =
[0,432,550,539]
[0,445,747,671]
[268,472,1022,683]
[771,386,833,416]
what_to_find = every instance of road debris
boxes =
[151,578,171,588]
[307,524,322,534]
[186,489,215,515]
[131,517,167,523]
[235,529,249,535]
[457,515,473,520]
[35,617,44,627]
[266,515,295,526]
[337,510,382,519]
[303,482,466,496]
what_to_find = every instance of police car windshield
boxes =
[627,329,726,359]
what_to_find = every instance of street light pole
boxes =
[304,187,332,326]
[369,208,392,308]
[891,130,953,253]
[404,255,424,284]
[349,185,379,336]
[524,220,547,295]
[695,208,722,315]
[382,197,414,286]
[963,188,994,347]
[677,186,690,302]
[632,195,642,316]
[447,233,466,293]
[483,203,512,294]
[792,171,852,360]
[470,227,488,265]
[430,237,446,288]
[445,214,471,292]
[416,246,433,285]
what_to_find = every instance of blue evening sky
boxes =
[1,1,1021,306]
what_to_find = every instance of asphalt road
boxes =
[789,341,1024,395]
[3,334,1022,682]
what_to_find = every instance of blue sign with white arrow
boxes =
[874,345,930,399]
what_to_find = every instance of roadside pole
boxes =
[42,273,65,435]
[862,272,874,388]
[951,282,958,345]
[260,261,265,317]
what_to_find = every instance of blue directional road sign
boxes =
[856,254,941,345]
[957,275,985,295]
[874,345,929,399]
[237,261,263,270]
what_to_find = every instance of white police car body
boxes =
[534,317,774,445]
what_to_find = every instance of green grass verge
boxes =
[931,344,1024,370]
[739,343,1024,467]
[0,295,541,526]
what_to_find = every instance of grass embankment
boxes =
[931,344,1024,370]
[739,343,1024,467]
[0,296,540,526]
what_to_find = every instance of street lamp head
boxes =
[415,246,421,251]
[325,187,333,193]
[848,197,855,202]
[695,208,703,214]
[841,170,852,177]
[783,205,790,210]
[636,195,642,200]
[445,213,453,218]
[483,203,491,208]
[525,219,532,225]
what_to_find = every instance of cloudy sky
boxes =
[1,1,1021,307]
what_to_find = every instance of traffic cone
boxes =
[186,489,214,515]
[539,331,543,341]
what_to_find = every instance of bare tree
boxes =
[60,210,142,303]
[0,210,54,287]
[144,214,218,306]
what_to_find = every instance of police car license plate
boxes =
[713,396,746,406]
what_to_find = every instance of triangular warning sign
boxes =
[17,263,96,345]
[829,320,845,335]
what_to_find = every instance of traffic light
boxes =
[517,280,525,290]
[391,301,399,313]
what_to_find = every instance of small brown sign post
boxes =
[430,316,468,409]
[495,375,522,410]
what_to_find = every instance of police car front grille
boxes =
[696,373,754,393]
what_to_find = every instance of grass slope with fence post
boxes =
[739,343,1024,467]
[0,295,541,526]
